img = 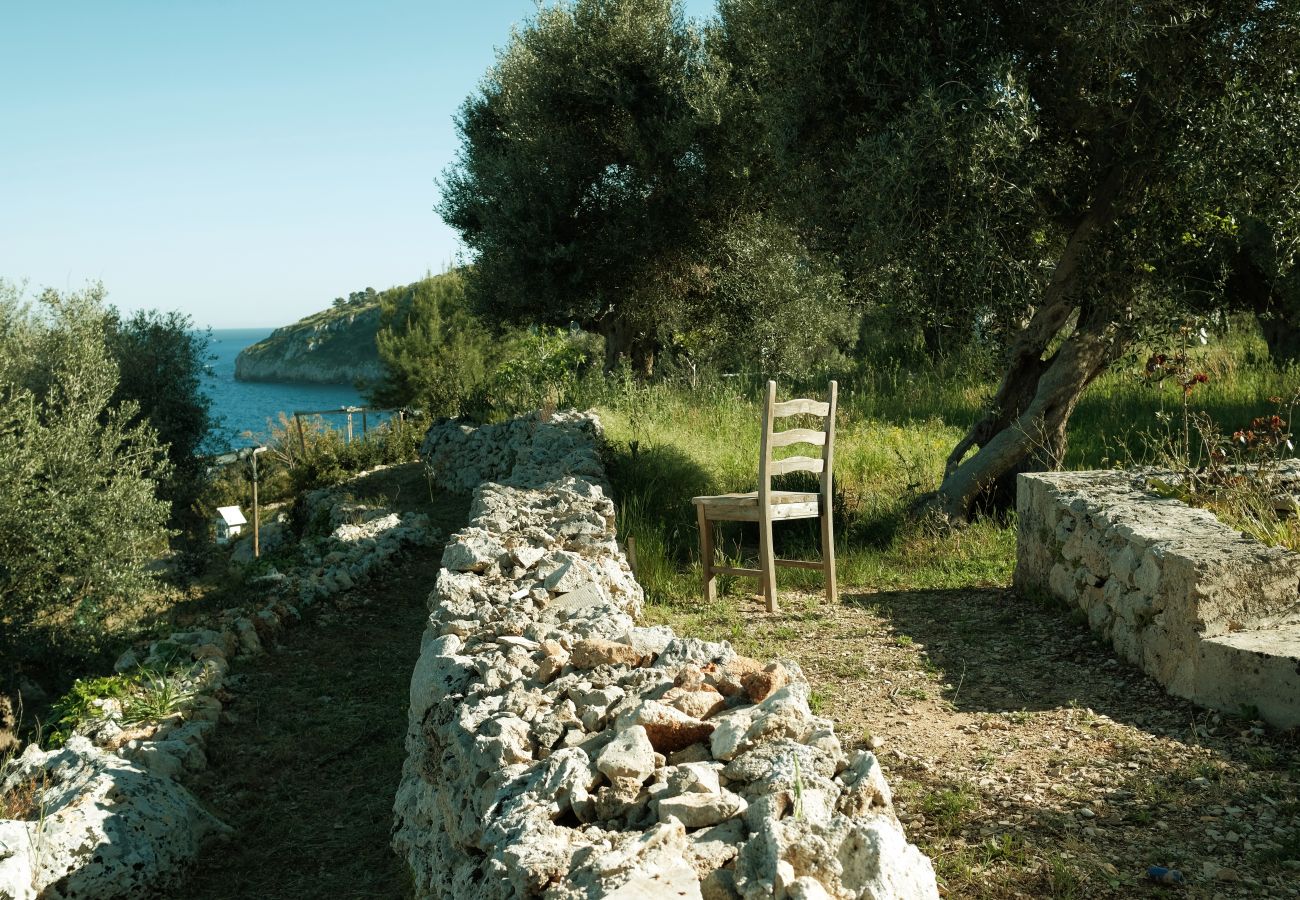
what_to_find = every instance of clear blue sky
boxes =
[0,1,717,328]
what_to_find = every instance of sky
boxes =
[0,0,718,328]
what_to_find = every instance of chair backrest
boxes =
[758,380,838,505]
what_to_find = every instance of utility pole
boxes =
[251,446,267,558]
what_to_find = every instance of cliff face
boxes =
[235,303,384,385]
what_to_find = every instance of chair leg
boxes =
[696,504,716,603]
[759,516,778,614]
[821,508,837,604]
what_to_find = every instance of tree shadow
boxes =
[843,587,1200,729]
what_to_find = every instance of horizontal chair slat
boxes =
[775,558,825,570]
[711,565,762,578]
[770,428,827,448]
[772,398,830,417]
[769,455,825,476]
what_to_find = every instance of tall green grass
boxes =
[593,320,1297,610]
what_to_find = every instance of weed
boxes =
[121,672,195,725]
[43,674,136,747]
[920,784,979,833]
[1040,856,1089,898]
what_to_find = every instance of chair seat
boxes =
[692,490,821,522]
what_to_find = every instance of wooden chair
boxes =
[692,381,838,613]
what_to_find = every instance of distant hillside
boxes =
[235,295,383,385]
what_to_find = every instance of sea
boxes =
[204,328,369,450]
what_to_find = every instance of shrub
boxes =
[104,308,216,522]
[0,282,172,676]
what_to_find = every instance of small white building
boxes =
[215,506,247,544]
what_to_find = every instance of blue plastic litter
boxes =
[1146,866,1185,885]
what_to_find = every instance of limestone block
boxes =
[658,789,748,829]
[616,701,716,755]
[441,528,505,573]
[0,820,36,900]
[572,639,651,670]
[597,726,656,782]
[665,762,723,797]
[663,687,727,721]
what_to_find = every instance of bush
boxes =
[487,327,594,417]
[0,282,172,675]
[104,308,215,522]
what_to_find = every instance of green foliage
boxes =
[0,282,172,671]
[688,213,856,379]
[43,673,136,747]
[716,0,1300,519]
[368,270,493,417]
[488,327,591,416]
[104,307,216,518]
[121,670,195,725]
[439,0,734,370]
[595,371,1015,607]
[202,411,427,518]
[723,0,1300,352]
[43,666,194,747]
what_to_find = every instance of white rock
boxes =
[1,737,229,898]
[658,789,748,829]
[441,529,505,573]
[597,725,656,782]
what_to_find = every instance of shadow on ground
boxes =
[845,587,1166,721]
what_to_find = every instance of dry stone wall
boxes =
[394,412,939,899]
[1016,468,1300,728]
[0,480,435,900]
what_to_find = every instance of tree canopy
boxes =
[436,0,1300,521]
[105,307,215,518]
[368,270,493,418]
[722,0,1300,519]
[439,0,732,373]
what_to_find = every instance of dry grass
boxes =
[0,768,49,821]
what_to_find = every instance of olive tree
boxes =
[439,0,732,373]
[725,0,1300,521]
[0,282,171,671]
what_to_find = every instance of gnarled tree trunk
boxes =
[600,314,656,376]
[924,309,1125,522]
[919,162,1135,524]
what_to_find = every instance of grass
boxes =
[596,319,1298,612]
[598,383,1016,608]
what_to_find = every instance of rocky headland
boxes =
[234,302,383,385]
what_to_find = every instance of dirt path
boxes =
[178,482,467,900]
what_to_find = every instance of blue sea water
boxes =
[204,328,369,449]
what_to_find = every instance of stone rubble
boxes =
[1016,468,1300,728]
[0,478,436,900]
[394,413,938,899]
